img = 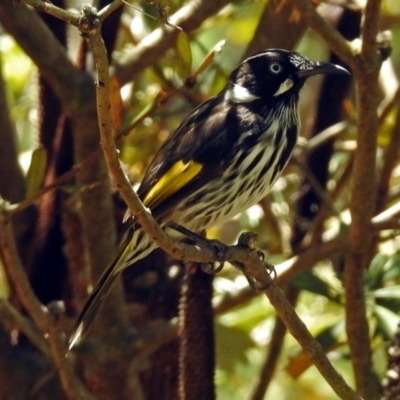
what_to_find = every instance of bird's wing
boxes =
[136,93,241,217]
[141,159,203,210]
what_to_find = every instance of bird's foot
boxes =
[168,222,228,274]
[233,232,276,291]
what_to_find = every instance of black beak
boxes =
[296,61,350,78]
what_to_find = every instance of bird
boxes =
[69,49,349,350]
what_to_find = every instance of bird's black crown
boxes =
[226,49,349,103]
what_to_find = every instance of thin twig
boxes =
[24,0,81,25]
[98,0,124,22]
[343,0,383,397]
[214,234,347,315]
[264,284,360,400]
[292,159,340,217]
[250,287,299,400]
[291,0,355,68]
[7,153,99,215]
[361,0,382,64]
[0,299,50,358]
[214,212,398,316]
[372,202,400,225]
[113,0,233,86]
[300,121,350,155]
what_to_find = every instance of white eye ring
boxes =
[269,62,282,74]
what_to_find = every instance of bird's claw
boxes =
[201,239,228,274]
[265,262,276,282]
[201,261,225,274]
[244,262,276,291]
[231,243,276,291]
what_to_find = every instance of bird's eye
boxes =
[269,62,282,74]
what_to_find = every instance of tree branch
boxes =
[24,0,80,24]
[264,282,360,400]
[243,0,307,58]
[214,234,346,314]
[290,0,355,68]
[0,299,50,358]
[361,0,382,64]
[343,0,383,397]
[113,0,233,85]
[250,287,299,400]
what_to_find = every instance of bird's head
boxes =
[226,49,350,104]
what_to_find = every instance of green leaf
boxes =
[175,31,192,79]
[372,285,400,313]
[374,285,400,300]
[124,90,167,134]
[373,303,400,338]
[193,39,226,77]
[364,253,390,289]
[292,270,342,302]
[381,254,400,283]
[287,318,346,378]
[217,294,274,333]
[215,322,255,373]
[25,147,47,199]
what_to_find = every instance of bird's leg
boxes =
[168,224,276,286]
[168,222,228,274]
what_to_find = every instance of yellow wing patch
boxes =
[143,160,203,209]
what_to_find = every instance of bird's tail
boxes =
[68,259,122,351]
[68,226,155,351]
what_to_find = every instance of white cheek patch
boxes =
[226,84,261,103]
[273,79,294,96]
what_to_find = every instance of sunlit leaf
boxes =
[122,90,167,137]
[218,295,274,333]
[372,284,400,314]
[380,254,400,283]
[383,0,400,15]
[210,68,229,95]
[193,39,226,77]
[175,31,192,79]
[364,253,390,289]
[373,303,400,338]
[1,37,33,96]
[374,286,400,299]
[215,322,255,373]
[25,147,47,199]
[292,271,342,302]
